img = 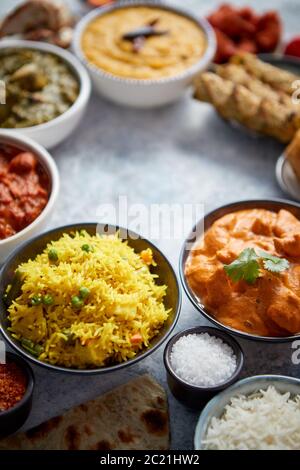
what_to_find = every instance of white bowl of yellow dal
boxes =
[73,1,216,108]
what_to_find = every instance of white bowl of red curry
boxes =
[180,199,300,342]
[0,131,59,264]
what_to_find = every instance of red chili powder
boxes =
[0,361,27,411]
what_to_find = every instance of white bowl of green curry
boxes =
[0,40,91,149]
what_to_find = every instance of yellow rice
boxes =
[7,231,170,368]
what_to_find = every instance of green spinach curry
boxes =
[0,48,79,128]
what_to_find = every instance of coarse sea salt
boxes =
[170,333,237,387]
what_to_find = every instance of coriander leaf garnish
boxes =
[257,249,290,273]
[224,248,289,284]
[224,248,259,284]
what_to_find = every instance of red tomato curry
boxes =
[0,145,49,240]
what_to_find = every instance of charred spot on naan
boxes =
[79,403,88,412]
[156,395,165,406]
[118,428,138,444]
[25,416,62,441]
[90,440,114,450]
[141,409,168,435]
[64,425,81,450]
[84,424,92,436]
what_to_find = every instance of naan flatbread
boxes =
[0,374,169,450]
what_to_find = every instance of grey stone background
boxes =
[1,0,300,450]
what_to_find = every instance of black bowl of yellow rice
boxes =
[0,223,181,374]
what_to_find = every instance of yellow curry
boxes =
[81,6,207,79]
[185,208,300,337]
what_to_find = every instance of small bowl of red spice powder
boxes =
[0,352,34,437]
[0,131,59,264]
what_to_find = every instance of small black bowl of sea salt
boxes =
[163,326,244,409]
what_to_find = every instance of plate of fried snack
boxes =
[194,53,300,144]
[276,130,300,201]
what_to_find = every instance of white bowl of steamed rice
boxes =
[194,375,300,450]
[0,223,181,374]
